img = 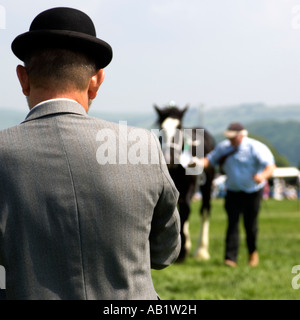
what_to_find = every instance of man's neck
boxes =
[28,90,89,111]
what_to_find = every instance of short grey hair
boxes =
[24,48,98,92]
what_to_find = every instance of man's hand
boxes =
[253,164,276,184]
[187,157,210,169]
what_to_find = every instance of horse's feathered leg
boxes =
[194,208,210,260]
[193,167,214,260]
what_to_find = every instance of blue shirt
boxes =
[207,137,275,193]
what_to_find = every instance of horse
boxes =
[154,103,215,262]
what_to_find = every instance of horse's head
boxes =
[154,102,189,168]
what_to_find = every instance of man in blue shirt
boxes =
[202,122,275,267]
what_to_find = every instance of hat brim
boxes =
[224,129,248,138]
[11,29,113,69]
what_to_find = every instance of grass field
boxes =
[151,198,300,300]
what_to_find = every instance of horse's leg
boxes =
[176,198,190,262]
[176,175,196,262]
[194,207,210,260]
[194,170,214,260]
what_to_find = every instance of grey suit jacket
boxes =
[0,100,181,300]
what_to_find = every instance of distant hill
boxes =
[182,103,300,133]
[0,103,299,166]
[246,121,299,167]
[92,103,300,132]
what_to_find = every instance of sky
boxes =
[1,0,300,114]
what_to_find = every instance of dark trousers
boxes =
[224,189,263,262]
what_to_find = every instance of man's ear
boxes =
[88,69,105,100]
[16,65,30,96]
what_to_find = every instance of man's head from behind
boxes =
[11,7,113,111]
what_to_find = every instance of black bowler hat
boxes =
[11,7,113,68]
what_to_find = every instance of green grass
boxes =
[151,198,300,300]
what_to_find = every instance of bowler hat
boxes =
[11,7,113,68]
[223,122,248,138]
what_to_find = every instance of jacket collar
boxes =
[22,99,87,123]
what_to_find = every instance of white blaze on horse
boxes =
[154,103,215,262]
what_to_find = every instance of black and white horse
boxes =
[154,103,215,262]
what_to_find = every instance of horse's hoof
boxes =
[193,249,210,260]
